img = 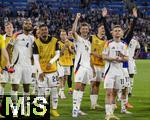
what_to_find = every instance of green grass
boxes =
[51,60,150,120]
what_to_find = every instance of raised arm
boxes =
[72,13,81,40]
[124,8,138,45]
[101,8,113,40]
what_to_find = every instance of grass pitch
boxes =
[51,60,150,120]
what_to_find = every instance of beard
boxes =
[23,26,33,32]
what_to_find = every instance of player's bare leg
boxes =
[59,76,66,99]
[112,89,118,111]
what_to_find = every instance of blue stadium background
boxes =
[0,0,150,58]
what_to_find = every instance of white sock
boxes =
[38,87,45,97]
[51,87,58,110]
[73,90,79,110]
[60,87,65,91]
[23,92,29,103]
[121,99,126,111]
[31,77,37,93]
[45,88,50,98]
[90,94,98,106]
[129,78,134,93]
[11,90,18,106]
[112,104,116,113]
[110,104,114,114]
[78,91,83,111]
[105,104,111,115]
[23,92,29,114]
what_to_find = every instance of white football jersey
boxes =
[103,41,128,74]
[11,33,34,66]
[74,35,91,70]
[128,38,140,59]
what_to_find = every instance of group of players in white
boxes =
[0,8,141,120]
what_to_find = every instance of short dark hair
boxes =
[39,24,48,29]
[23,18,32,23]
[97,23,104,28]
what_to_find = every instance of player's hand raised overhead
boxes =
[102,7,108,17]
[133,7,137,18]
[76,13,81,19]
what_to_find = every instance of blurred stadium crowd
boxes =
[0,0,150,58]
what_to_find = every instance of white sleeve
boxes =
[31,36,35,44]
[49,50,60,64]
[136,41,140,49]
[75,34,83,42]
[33,54,42,74]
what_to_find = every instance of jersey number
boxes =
[26,43,29,48]
[52,76,57,83]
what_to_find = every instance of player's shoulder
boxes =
[91,34,100,40]
[52,36,58,40]
[0,34,4,40]
[131,38,139,44]
[121,40,127,45]
[27,34,35,42]
[120,41,128,49]
[29,33,34,38]
[16,31,23,36]
[106,40,113,45]
[104,40,113,48]
[76,34,86,42]
[15,32,24,39]
[91,34,96,38]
